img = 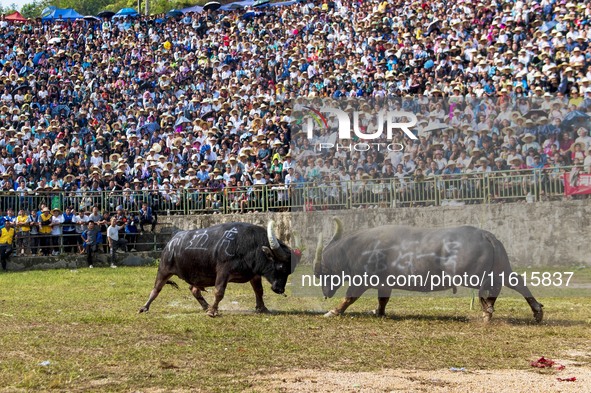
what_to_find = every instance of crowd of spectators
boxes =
[0,0,591,219]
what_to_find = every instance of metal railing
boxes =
[0,167,583,217]
[9,229,170,258]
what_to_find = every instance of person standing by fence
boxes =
[82,221,100,268]
[62,206,76,253]
[107,217,127,268]
[0,221,15,271]
[73,210,88,254]
[125,211,139,252]
[38,207,52,256]
[29,208,40,255]
[50,208,64,256]
[15,209,31,256]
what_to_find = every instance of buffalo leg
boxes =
[139,271,173,313]
[374,287,392,317]
[479,277,501,323]
[190,285,209,311]
[206,275,229,317]
[506,276,544,323]
[479,296,497,323]
[250,276,269,313]
[325,287,368,317]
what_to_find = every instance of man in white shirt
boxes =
[50,208,64,256]
[253,171,267,185]
[107,217,127,268]
[73,211,89,254]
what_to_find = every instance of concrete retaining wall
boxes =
[11,200,590,270]
[158,200,591,267]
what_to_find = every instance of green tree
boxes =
[21,0,49,18]
[0,3,18,14]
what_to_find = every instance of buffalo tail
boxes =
[166,280,180,290]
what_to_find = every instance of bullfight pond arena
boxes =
[0,201,590,392]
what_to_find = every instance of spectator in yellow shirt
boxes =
[39,207,53,256]
[15,209,31,256]
[0,221,15,271]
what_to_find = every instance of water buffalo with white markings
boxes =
[139,221,301,317]
[313,218,543,322]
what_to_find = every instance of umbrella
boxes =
[11,84,31,96]
[175,116,191,127]
[561,110,590,130]
[181,5,203,13]
[201,110,215,120]
[114,8,139,18]
[203,1,222,11]
[52,104,71,116]
[226,3,246,10]
[253,0,270,6]
[139,81,153,90]
[240,132,253,141]
[41,6,57,18]
[242,11,256,20]
[426,19,441,35]
[167,9,184,18]
[97,11,115,18]
[18,66,33,76]
[83,15,101,21]
[33,51,46,65]
[525,109,547,119]
[423,122,449,132]
[297,150,319,160]
[48,37,61,44]
[539,21,558,33]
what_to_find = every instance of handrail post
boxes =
[434,174,440,206]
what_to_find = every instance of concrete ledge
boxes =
[6,251,161,271]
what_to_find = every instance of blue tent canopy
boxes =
[41,8,83,21]
[113,8,139,18]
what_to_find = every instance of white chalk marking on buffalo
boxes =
[186,230,210,250]
[215,227,239,256]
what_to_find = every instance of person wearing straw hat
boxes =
[38,207,53,257]
[521,133,540,152]
[575,127,591,150]
[50,207,64,256]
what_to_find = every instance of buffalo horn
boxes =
[267,220,280,250]
[330,217,344,244]
[313,233,323,277]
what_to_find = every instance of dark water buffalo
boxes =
[139,221,301,317]
[313,218,543,323]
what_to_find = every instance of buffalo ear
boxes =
[261,246,274,260]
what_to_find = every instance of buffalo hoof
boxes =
[206,308,218,318]
[255,307,270,314]
[482,312,492,323]
[534,308,544,323]
[138,307,149,314]
[371,309,386,317]
[324,310,339,318]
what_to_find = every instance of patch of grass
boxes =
[0,266,589,392]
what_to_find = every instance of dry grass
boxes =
[0,266,589,392]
